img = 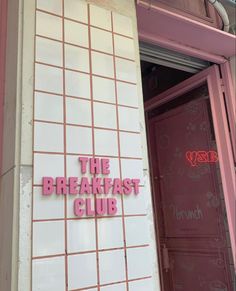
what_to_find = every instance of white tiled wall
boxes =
[32,1,154,290]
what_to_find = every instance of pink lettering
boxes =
[112,178,123,194]
[101,158,110,174]
[96,198,107,215]
[74,198,85,217]
[80,177,91,194]
[69,177,78,194]
[42,177,54,195]
[209,150,218,163]
[86,198,95,216]
[132,179,140,194]
[107,198,117,215]
[90,158,100,174]
[123,178,132,195]
[56,177,67,195]
[92,177,102,194]
[78,157,89,174]
[186,151,197,166]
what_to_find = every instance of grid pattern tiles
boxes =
[32,1,153,290]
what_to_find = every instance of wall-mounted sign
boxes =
[42,157,140,217]
[186,150,218,166]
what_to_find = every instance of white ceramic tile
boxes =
[90,4,111,30]
[121,159,144,185]
[127,247,152,279]
[67,195,95,218]
[123,187,147,215]
[33,221,65,257]
[65,70,90,98]
[114,35,135,60]
[34,122,64,152]
[98,217,124,249]
[36,11,62,40]
[99,249,126,284]
[66,97,91,126]
[66,154,93,179]
[64,0,88,23]
[35,92,63,123]
[120,132,142,158]
[34,153,64,184]
[36,36,63,66]
[33,187,64,220]
[101,283,126,291]
[91,27,113,54]
[35,64,63,94]
[129,278,154,291]
[92,51,114,78]
[37,0,62,15]
[94,102,117,129]
[118,107,140,132]
[94,129,118,156]
[32,256,65,291]
[65,44,89,72]
[67,219,96,253]
[113,12,133,37]
[65,20,88,47]
[125,216,150,247]
[92,76,115,103]
[66,125,93,154]
[116,58,137,83]
[68,253,97,289]
[117,82,139,107]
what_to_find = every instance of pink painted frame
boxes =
[145,65,236,270]
[0,0,7,176]
[220,62,236,160]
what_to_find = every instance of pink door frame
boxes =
[0,0,7,175]
[145,65,236,270]
[220,62,236,160]
[137,2,236,270]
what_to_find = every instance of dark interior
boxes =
[141,60,193,102]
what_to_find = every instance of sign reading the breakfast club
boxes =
[42,157,140,217]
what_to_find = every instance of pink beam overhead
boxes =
[136,3,236,63]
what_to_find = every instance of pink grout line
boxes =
[35,60,137,85]
[30,0,37,289]
[35,8,134,40]
[32,244,150,260]
[87,4,101,290]
[61,0,69,290]
[111,11,130,291]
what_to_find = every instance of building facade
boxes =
[0,0,235,291]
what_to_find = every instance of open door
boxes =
[145,65,235,291]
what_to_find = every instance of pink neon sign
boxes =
[186,150,218,166]
[42,157,141,217]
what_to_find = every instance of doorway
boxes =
[141,59,235,290]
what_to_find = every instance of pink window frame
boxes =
[0,0,7,175]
